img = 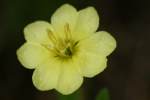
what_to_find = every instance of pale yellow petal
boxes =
[24,21,53,44]
[95,31,116,56]
[56,61,83,95]
[32,59,60,91]
[74,31,116,77]
[79,31,116,56]
[16,42,50,69]
[73,7,99,40]
[51,4,78,38]
[75,51,107,78]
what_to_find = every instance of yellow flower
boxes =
[17,4,116,95]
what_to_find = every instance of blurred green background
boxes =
[0,0,150,100]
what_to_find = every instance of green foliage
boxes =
[96,88,110,100]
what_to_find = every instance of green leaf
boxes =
[96,88,110,100]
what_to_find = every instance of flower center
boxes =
[45,23,78,58]
[64,47,72,56]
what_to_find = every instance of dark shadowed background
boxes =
[0,0,150,100]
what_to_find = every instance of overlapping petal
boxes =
[17,42,50,69]
[56,61,83,95]
[24,21,53,44]
[51,4,78,38]
[79,31,116,57]
[73,7,99,40]
[75,31,116,77]
[74,50,107,78]
[32,59,60,91]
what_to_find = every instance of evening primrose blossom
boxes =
[17,4,116,95]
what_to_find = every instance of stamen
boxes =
[41,44,58,55]
[44,26,75,58]
[46,29,62,55]
[47,29,57,45]
[64,23,72,41]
